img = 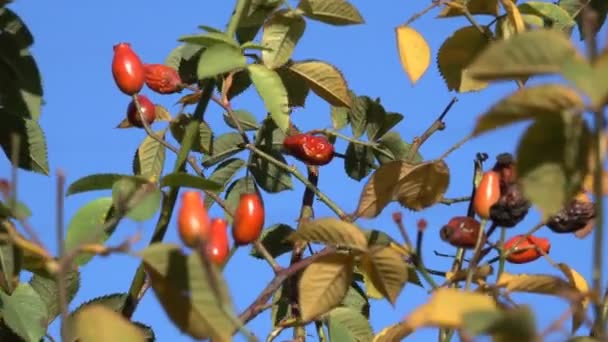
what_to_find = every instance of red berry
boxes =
[283,134,334,166]
[112,43,145,95]
[177,191,211,248]
[205,218,230,265]
[232,193,265,245]
[126,95,156,128]
[503,235,550,264]
[473,171,501,219]
[144,64,182,94]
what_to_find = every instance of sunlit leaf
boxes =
[65,197,115,265]
[326,306,374,342]
[223,110,259,131]
[0,112,49,175]
[261,10,306,69]
[197,42,247,80]
[248,64,290,133]
[298,253,354,322]
[556,263,590,333]
[159,172,222,191]
[373,322,413,342]
[0,283,47,342]
[111,178,161,222]
[290,217,368,251]
[133,129,167,182]
[297,0,364,26]
[66,174,149,196]
[201,132,245,168]
[203,158,246,209]
[179,31,239,48]
[65,305,145,342]
[437,0,499,17]
[29,271,80,325]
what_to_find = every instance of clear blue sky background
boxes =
[2,1,608,341]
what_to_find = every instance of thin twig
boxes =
[403,0,447,26]
[254,240,282,273]
[464,219,489,290]
[407,97,458,162]
[55,170,68,340]
[438,133,474,160]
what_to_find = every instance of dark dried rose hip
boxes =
[546,197,596,234]
[489,182,530,227]
[440,216,483,249]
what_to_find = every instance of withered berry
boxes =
[489,182,531,227]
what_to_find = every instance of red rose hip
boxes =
[126,95,156,128]
[232,193,265,245]
[144,64,182,94]
[112,43,145,95]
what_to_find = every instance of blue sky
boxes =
[3,0,608,341]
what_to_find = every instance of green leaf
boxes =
[561,50,608,109]
[341,282,370,318]
[133,129,167,182]
[248,64,290,133]
[255,116,287,148]
[199,121,213,154]
[0,223,20,294]
[516,115,590,217]
[249,149,293,193]
[290,59,351,108]
[361,246,408,305]
[64,304,146,342]
[276,66,310,108]
[164,44,204,85]
[29,271,80,325]
[139,243,237,341]
[169,114,208,154]
[175,120,198,169]
[365,99,387,141]
[326,306,374,342]
[217,69,253,101]
[347,93,369,139]
[261,10,306,69]
[250,224,295,259]
[518,2,575,33]
[202,132,245,168]
[299,253,355,322]
[237,0,282,43]
[111,178,161,222]
[0,112,49,175]
[0,283,47,342]
[65,197,115,265]
[374,112,404,140]
[0,8,34,49]
[223,109,259,131]
[240,41,273,51]
[290,217,368,252]
[374,131,421,165]
[297,0,364,26]
[179,31,239,48]
[197,42,247,80]
[159,172,222,191]
[331,105,349,130]
[204,158,246,209]
[224,177,259,224]
[473,84,585,137]
[437,26,490,93]
[66,174,149,196]
[467,29,581,81]
[344,143,374,181]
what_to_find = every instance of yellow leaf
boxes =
[363,268,384,300]
[557,263,590,332]
[501,0,526,34]
[395,26,430,85]
[404,288,497,329]
[373,322,413,342]
[446,265,493,284]
[496,272,572,295]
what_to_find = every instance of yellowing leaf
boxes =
[437,26,490,92]
[154,105,172,121]
[446,265,493,284]
[356,160,450,218]
[496,272,572,295]
[361,246,409,305]
[289,60,351,107]
[290,217,368,252]
[501,0,526,34]
[373,322,413,342]
[298,253,354,322]
[395,26,430,85]
[437,0,499,17]
[557,263,590,333]
[404,288,498,329]
[362,268,384,300]
[66,305,146,342]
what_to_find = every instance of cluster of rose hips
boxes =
[177,190,264,265]
[440,153,596,264]
[112,42,182,128]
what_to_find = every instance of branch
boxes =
[238,247,336,325]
